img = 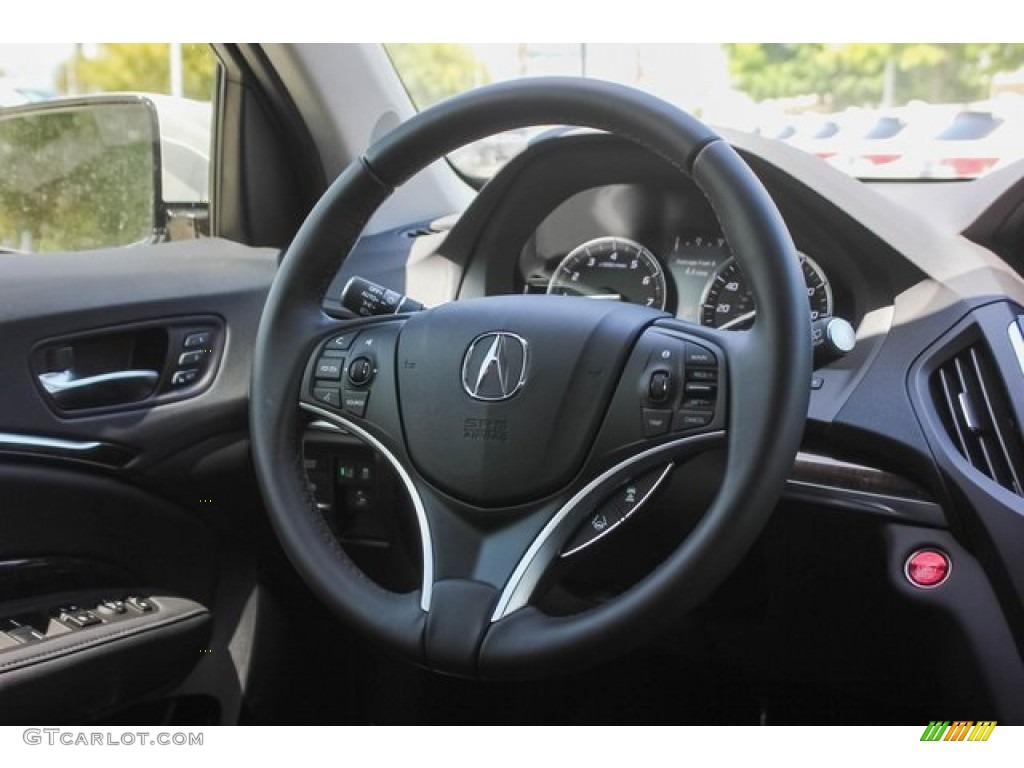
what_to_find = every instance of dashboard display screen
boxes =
[666,235,732,323]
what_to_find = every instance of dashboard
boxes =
[335,132,930,388]
[393,132,934,364]
[318,125,1024,721]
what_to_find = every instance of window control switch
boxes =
[7,625,45,643]
[126,596,155,613]
[98,599,127,615]
[61,609,102,628]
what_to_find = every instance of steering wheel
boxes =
[250,78,810,679]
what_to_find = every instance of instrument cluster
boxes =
[526,228,834,330]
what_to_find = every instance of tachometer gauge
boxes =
[547,236,667,310]
[700,254,832,330]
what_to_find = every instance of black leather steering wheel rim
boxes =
[250,77,811,679]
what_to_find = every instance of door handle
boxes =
[38,369,159,409]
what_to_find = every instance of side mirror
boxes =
[0,95,164,253]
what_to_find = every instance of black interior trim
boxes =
[0,592,210,724]
[212,44,327,249]
[0,433,135,469]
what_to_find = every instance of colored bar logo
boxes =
[920,721,997,741]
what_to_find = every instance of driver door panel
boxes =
[0,239,277,723]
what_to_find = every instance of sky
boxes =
[1,43,730,96]
[469,44,732,113]
[0,43,747,129]
[0,44,74,88]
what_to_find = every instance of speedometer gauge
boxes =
[700,254,832,330]
[547,236,667,310]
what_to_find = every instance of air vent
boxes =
[932,341,1024,496]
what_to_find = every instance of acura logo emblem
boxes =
[461,332,528,401]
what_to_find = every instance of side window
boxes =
[0,43,216,253]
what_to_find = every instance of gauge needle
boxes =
[585,293,623,301]
[718,310,756,330]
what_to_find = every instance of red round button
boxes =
[905,549,951,588]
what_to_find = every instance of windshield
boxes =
[386,43,1024,182]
